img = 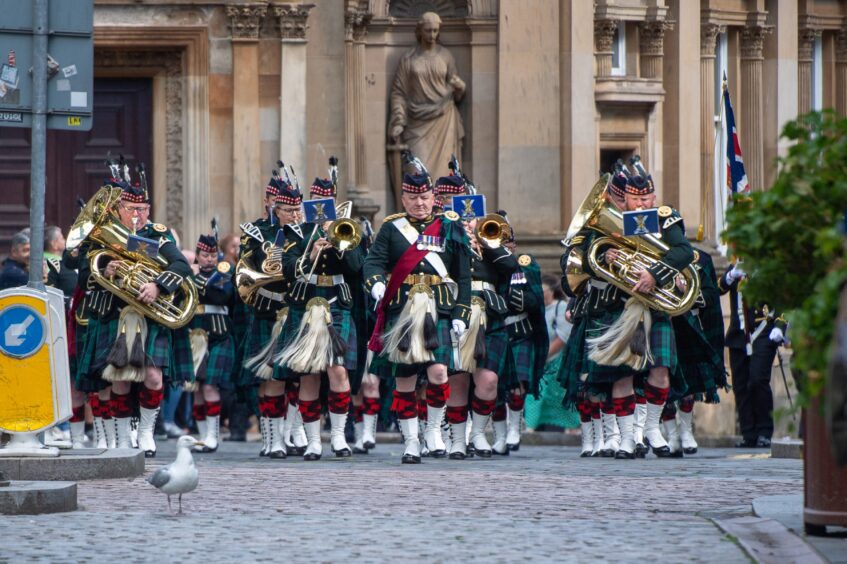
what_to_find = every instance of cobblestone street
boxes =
[2,441,804,562]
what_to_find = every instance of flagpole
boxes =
[714,75,728,255]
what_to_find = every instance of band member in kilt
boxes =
[77,177,194,457]
[663,248,727,456]
[239,174,303,459]
[188,233,237,453]
[363,167,471,464]
[445,198,519,459]
[492,215,547,454]
[277,174,366,460]
[585,162,694,459]
[559,175,629,457]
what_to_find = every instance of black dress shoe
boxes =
[756,436,771,448]
[449,451,466,460]
[507,443,520,452]
[600,449,615,458]
[200,445,218,454]
[474,448,492,458]
[580,451,592,458]
[401,453,421,464]
[735,438,757,448]
[635,443,648,458]
[668,450,684,458]
[363,441,375,450]
[428,449,447,458]
[289,446,307,456]
[269,449,287,459]
[333,448,352,458]
[615,449,635,460]
[682,447,698,455]
[303,452,322,461]
[652,445,672,457]
[144,450,156,458]
[353,446,368,454]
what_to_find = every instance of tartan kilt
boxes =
[480,323,509,376]
[507,337,535,384]
[376,314,456,379]
[281,304,358,376]
[583,311,633,387]
[557,317,587,407]
[648,313,677,373]
[239,316,276,385]
[198,335,236,388]
[75,316,113,392]
[672,311,726,403]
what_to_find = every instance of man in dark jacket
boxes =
[0,231,30,290]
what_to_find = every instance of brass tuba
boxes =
[66,186,199,329]
[235,248,281,305]
[476,213,512,246]
[563,174,700,316]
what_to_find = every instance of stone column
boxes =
[798,28,819,116]
[700,23,721,241]
[228,3,267,227]
[274,3,314,180]
[344,10,378,220]
[740,24,772,192]
[837,29,847,118]
[639,20,670,79]
[594,19,617,77]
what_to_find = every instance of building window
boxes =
[812,34,823,111]
[611,25,626,76]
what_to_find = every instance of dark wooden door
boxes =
[0,77,152,251]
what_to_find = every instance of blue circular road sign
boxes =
[0,305,46,359]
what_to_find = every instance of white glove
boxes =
[371,282,386,302]
[452,319,466,337]
[728,265,745,282]
[769,327,784,343]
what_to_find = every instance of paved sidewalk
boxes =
[2,442,804,563]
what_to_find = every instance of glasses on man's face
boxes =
[122,204,150,214]
[276,207,301,215]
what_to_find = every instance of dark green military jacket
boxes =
[469,244,519,322]
[281,221,365,309]
[191,265,235,342]
[239,216,291,318]
[362,212,472,324]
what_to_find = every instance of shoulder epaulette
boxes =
[382,212,406,224]
[661,207,683,230]
[442,210,460,222]
[284,223,304,239]
[240,222,264,244]
[46,256,61,272]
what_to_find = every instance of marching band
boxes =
[50,150,729,463]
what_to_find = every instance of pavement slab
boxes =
[1,442,805,562]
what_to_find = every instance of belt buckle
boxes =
[317,274,333,287]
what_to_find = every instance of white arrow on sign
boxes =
[4,314,35,347]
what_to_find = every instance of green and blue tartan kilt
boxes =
[582,311,633,386]
[197,335,236,388]
[479,323,509,376]
[280,304,358,376]
[239,315,276,385]
[168,326,196,385]
[672,312,726,403]
[500,337,535,393]
[558,317,587,407]
[376,314,456,380]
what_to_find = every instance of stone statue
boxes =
[388,11,465,182]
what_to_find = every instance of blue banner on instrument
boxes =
[127,234,160,260]
[452,194,485,220]
[623,208,660,236]
[303,198,336,224]
[206,270,231,290]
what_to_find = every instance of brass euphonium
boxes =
[235,249,281,305]
[562,174,700,316]
[66,186,199,329]
[476,213,512,246]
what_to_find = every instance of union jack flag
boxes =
[723,75,750,195]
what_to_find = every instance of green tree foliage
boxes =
[723,110,847,382]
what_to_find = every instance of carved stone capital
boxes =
[227,4,268,41]
[798,28,820,62]
[836,28,847,62]
[740,25,772,60]
[345,10,372,42]
[594,19,618,54]
[700,22,723,57]
[639,20,672,57]
[273,3,315,41]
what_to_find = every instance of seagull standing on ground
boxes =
[146,435,204,514]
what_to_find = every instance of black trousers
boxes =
[729,338,778,441]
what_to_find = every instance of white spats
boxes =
[115,417,132,449]
[506,407,523,450]
[643,402,670,454]
[137,406,160,457]
[615,414,635,459]
[269,417,287,459]
[362,413,377,450]
[424,405,447,457]
[93,417,108,449]
[580,421,594,457]
[448,421,467,459]
[196,418,209,452]
[634,402,647,448]
[398,417,421,463]
[70,421,86,449]
[677,410,698,454]
[302,419,323,461]
[491,418,509,455]
[329,412,351,457]
[202,415,220,453]
[469,411,493,457]
[601,412,620,456]
[591,417,603,456]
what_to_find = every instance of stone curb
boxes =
[0,480,77,515]
[712,515,825,564]
[0,448,145,481]
[770,439,803,459]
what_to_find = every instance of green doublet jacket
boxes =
[362,212,472,324]
[239,216,291,318]
[281,222,365,309]
[505,254,544,340]
[470,245,519,325]
[191,266,235,342]
[84,222,191,322]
